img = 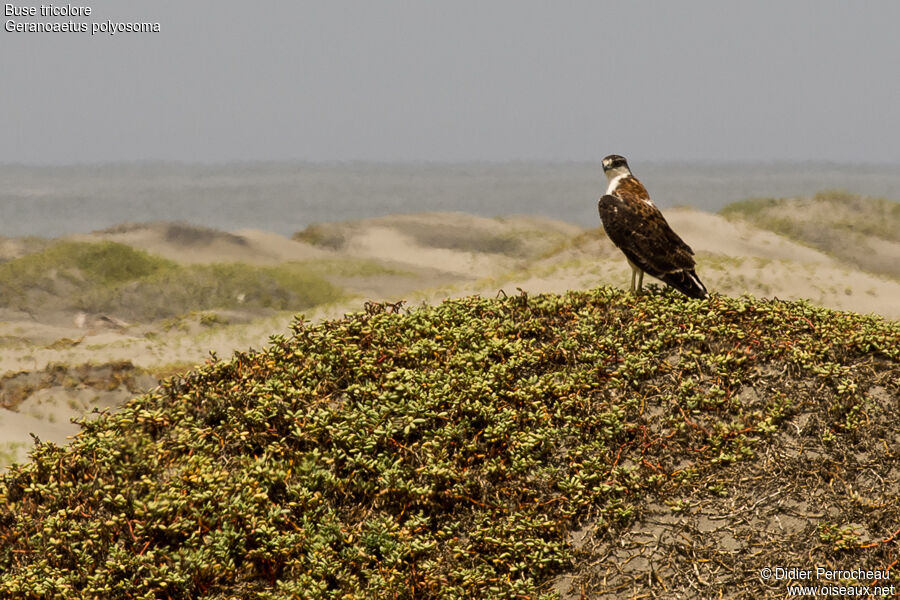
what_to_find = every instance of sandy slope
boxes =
[418,208,900,321]
[669,209,900,317]
[664,208,835,264]
[0,408,76,462]
[71,222,329,265]
[1,210,898,467]
[297,212,582,277]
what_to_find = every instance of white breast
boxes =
[605,173,627,195]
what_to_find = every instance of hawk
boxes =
[598,154,709,299]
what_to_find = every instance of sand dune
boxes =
[479,209,900,320]
[296,212,581,276]
[664,208,836,265]
[721,192,900,278]
[1,208,897,467]
[70,222,330,265]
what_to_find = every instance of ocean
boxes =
[1,161,899,238]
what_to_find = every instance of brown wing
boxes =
[598,193,696,273]
[598,193,708,298]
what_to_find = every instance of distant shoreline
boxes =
[2,161,900,238]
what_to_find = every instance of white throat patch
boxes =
[605,173,628,196]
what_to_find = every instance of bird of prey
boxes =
[598,154,709,299]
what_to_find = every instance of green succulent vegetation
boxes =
[0,288,898,598]
[0,241,343,321]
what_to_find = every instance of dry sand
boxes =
[71,222,330,265]
[1,210,897,467]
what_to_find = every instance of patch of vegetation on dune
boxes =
[1,289,897,598]
[294,215,576,259]
[721,190,900,239]
[300,258,408,279]
[95,222,250,248]
[0,241,344,321]
[389,221,524,256]
[292,223,348,251]
[295,221,530,256]
[90,262,343,321]
[720,190,900,277]
[0,241,172,305]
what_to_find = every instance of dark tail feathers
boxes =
[659,269,709,299]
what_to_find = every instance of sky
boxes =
[2,1,900,165]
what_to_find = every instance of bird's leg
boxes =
[628,261,643,294]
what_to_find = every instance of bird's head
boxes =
[601,154,631,180]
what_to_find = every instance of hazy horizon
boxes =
[2,161,899,238]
